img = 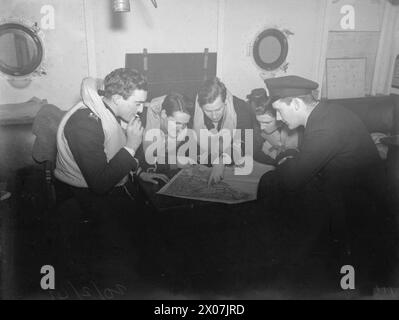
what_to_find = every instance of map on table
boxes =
[157,163,274,204]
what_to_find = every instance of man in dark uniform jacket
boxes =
[257,76,397,291]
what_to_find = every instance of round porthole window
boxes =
[253,28,288,72]
[0,22,44,77]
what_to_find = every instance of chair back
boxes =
[32,104,66,208]
[32,104,66,164]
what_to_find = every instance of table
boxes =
[137,168,219,213]
[137,168,265,246]
[136,169,278,289]
[136,168,270,245]
[380,135,399,147]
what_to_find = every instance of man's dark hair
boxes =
[104,68,147,100]
[248,88,275,117]
[162,92,193,117]
[197,77,227,107]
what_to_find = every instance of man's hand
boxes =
[126,117,144,151]
[139,172,170,185]
[176,162,192,169]
[208,164,225,186]
[177,156,197,169]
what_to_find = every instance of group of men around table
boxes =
[52,68,397,292]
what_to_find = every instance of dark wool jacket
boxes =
[276,101,381,192]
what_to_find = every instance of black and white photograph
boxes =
[1,0,399,304]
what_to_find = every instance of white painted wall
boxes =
[389,21,399,95]
[0,0,89,109]
[373,2,399,95]
[1,0,396,109]
[88,0,332,100]
[321,0,389,98]
[218,0,327,100]
[329,0,385,32]
[87,0,219,80]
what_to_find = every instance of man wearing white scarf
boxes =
[193,77,254,184]
[54,69,152,284]
[55,70,146,193]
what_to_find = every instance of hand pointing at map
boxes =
[208,163,225,186]
[176,156,197,169]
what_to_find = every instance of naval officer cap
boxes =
[264,76,318,101]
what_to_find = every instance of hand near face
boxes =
[208,163,225,186]
[126,117,144,151]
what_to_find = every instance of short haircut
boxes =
[104,68,147,100]
[197,77,227,107]
[162,92,193,117]
[254,101,275,117]
[247,89,275,117]
[277,94,317,106]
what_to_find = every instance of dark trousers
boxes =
[53,179,147,287]
[257,169,399,291]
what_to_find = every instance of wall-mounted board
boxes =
[326,58,366,99]
[321,31,380,97]
[126,52,217,101]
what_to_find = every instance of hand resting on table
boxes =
[139,172,170,185]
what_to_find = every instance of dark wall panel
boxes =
[126,52,217,101]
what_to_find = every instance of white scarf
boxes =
[193,90,241,163]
